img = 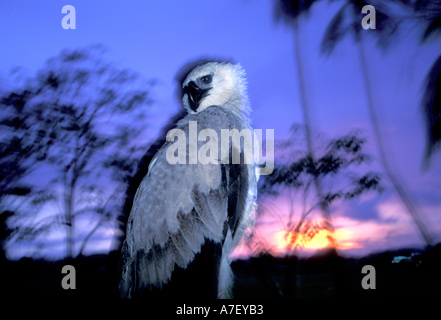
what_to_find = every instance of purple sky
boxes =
[1,0,440,259]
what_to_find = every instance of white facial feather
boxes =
[182,62,250,118]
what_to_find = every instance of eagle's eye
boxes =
[200,75,212,85]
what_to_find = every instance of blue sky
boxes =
[1,0,441,259]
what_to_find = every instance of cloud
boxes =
[234,193,441,259]
[376,198,412,224]
[332,195,441,256]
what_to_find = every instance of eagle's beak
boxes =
[184,81,210,112]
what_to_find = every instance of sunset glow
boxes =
[274,223,362,253]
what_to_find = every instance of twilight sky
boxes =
[1,0,440,259]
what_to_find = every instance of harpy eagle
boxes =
[119,61,258,299]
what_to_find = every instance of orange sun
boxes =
[274,226,361,253]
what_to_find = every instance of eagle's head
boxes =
[182,61,250,117]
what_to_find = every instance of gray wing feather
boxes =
[119,107,256,298]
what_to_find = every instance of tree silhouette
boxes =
[320,0,434,247]
[0,211,14,262]
[1,70,62,257]
[256,126,383,297]
[273,0,339,250]
[1,45,154,259]
[259,126,382,250]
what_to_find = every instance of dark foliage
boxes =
[1,244,439,301]
[259,131,383,201]
[321,0,400,56]
[274,0,319,24]
[232,243,441,299]
[0,45,154,258]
